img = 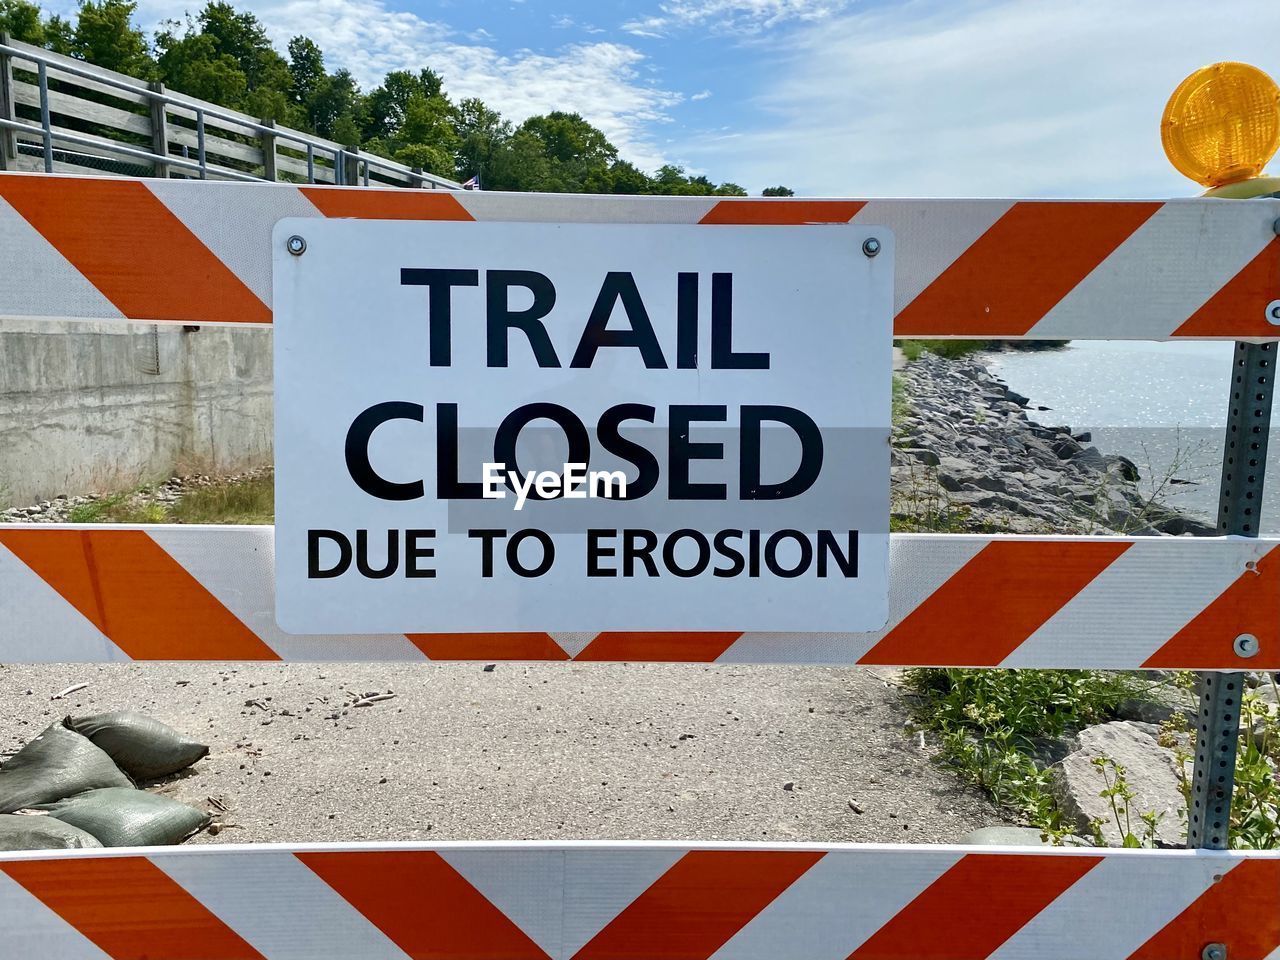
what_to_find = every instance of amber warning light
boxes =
[1161,61,1280,188]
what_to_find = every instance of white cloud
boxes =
[677,0,1280,197]
[624,0,849,36]
[691,89,713,101]
[124,0,681,171]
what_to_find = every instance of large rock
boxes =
[1116,685,1196,725]
[1051,722,1186,847]
[962,826,1051,846]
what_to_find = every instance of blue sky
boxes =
[92,0,1280,196]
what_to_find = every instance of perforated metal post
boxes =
[1187,340,1275,848]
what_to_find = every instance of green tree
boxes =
[44,13,72,52]
[516,111,617,192]
[0,0,46,44]
[392,142,453,177]
[364,68,445,140]
[453,96,509,183]
[286,35,324,106]
[331,112,360,147]
[304,68,362,140]
[195,1,289,93]
[762,185,795,197]
[156,2,290,119]
[155,26,247,105]
[485,127,553,192]
[606,159,653,195]
[70,0,153,76]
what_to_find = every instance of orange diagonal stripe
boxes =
[849,853,1101,959]
[1,856,265,960]
[860,540,1130,666]
[406,632,569,660]
[301,186,474,220]
[0,529,278,660]
[573,849,823,960]
[1143,546,1280,669]
[298,850,549,959]
[699,199,867,224]
[1129,859,1280,960]
[1175,238,1280,338]
[575,631,744,662]
[895,201,1161,336]
[0,175,270,324]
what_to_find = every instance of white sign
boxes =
[273,219,891,634]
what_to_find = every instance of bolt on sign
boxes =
[273,220,892,634]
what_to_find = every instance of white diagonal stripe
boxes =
[989,853,1231,960]
[710,849,962,960]
[148,180,319,309]
[149,526,429,660]
[1029,199,1279,340]
[0,540,125,662]
[854,199,1013,313]
[1001,538,1264,668]
[156,850,411,960]
[0,195,123,323]
[0,870,111,960]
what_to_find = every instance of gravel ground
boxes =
[0,662,1009,845]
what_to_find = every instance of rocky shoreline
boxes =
[892,353,1216,536]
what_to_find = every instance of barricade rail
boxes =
[0,842,1276,960]
[0,527,1275,668]
[1,174,1278,338]
[1,172,1278,957]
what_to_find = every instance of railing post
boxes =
[261,118,277,181]
[0,32,17,170]
[149,81,169,178]
[36,59,52,172]
[195,108,207,179]
[344,146,360,187]
[1187,338,1276,848]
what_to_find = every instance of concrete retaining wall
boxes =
[0,320,272,508]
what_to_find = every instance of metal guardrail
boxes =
[0,33,460,189]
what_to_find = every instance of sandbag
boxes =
[0,813,102,851]
[68,711,209,780]
[0,721,133,813]
[37,788,209,847]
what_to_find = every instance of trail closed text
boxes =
[274,219,892,634]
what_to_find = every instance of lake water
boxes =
[986,340,1280,535]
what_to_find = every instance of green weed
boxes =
[169,475,273,524]
[904,668,1147,833]
[66,475,274,526]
